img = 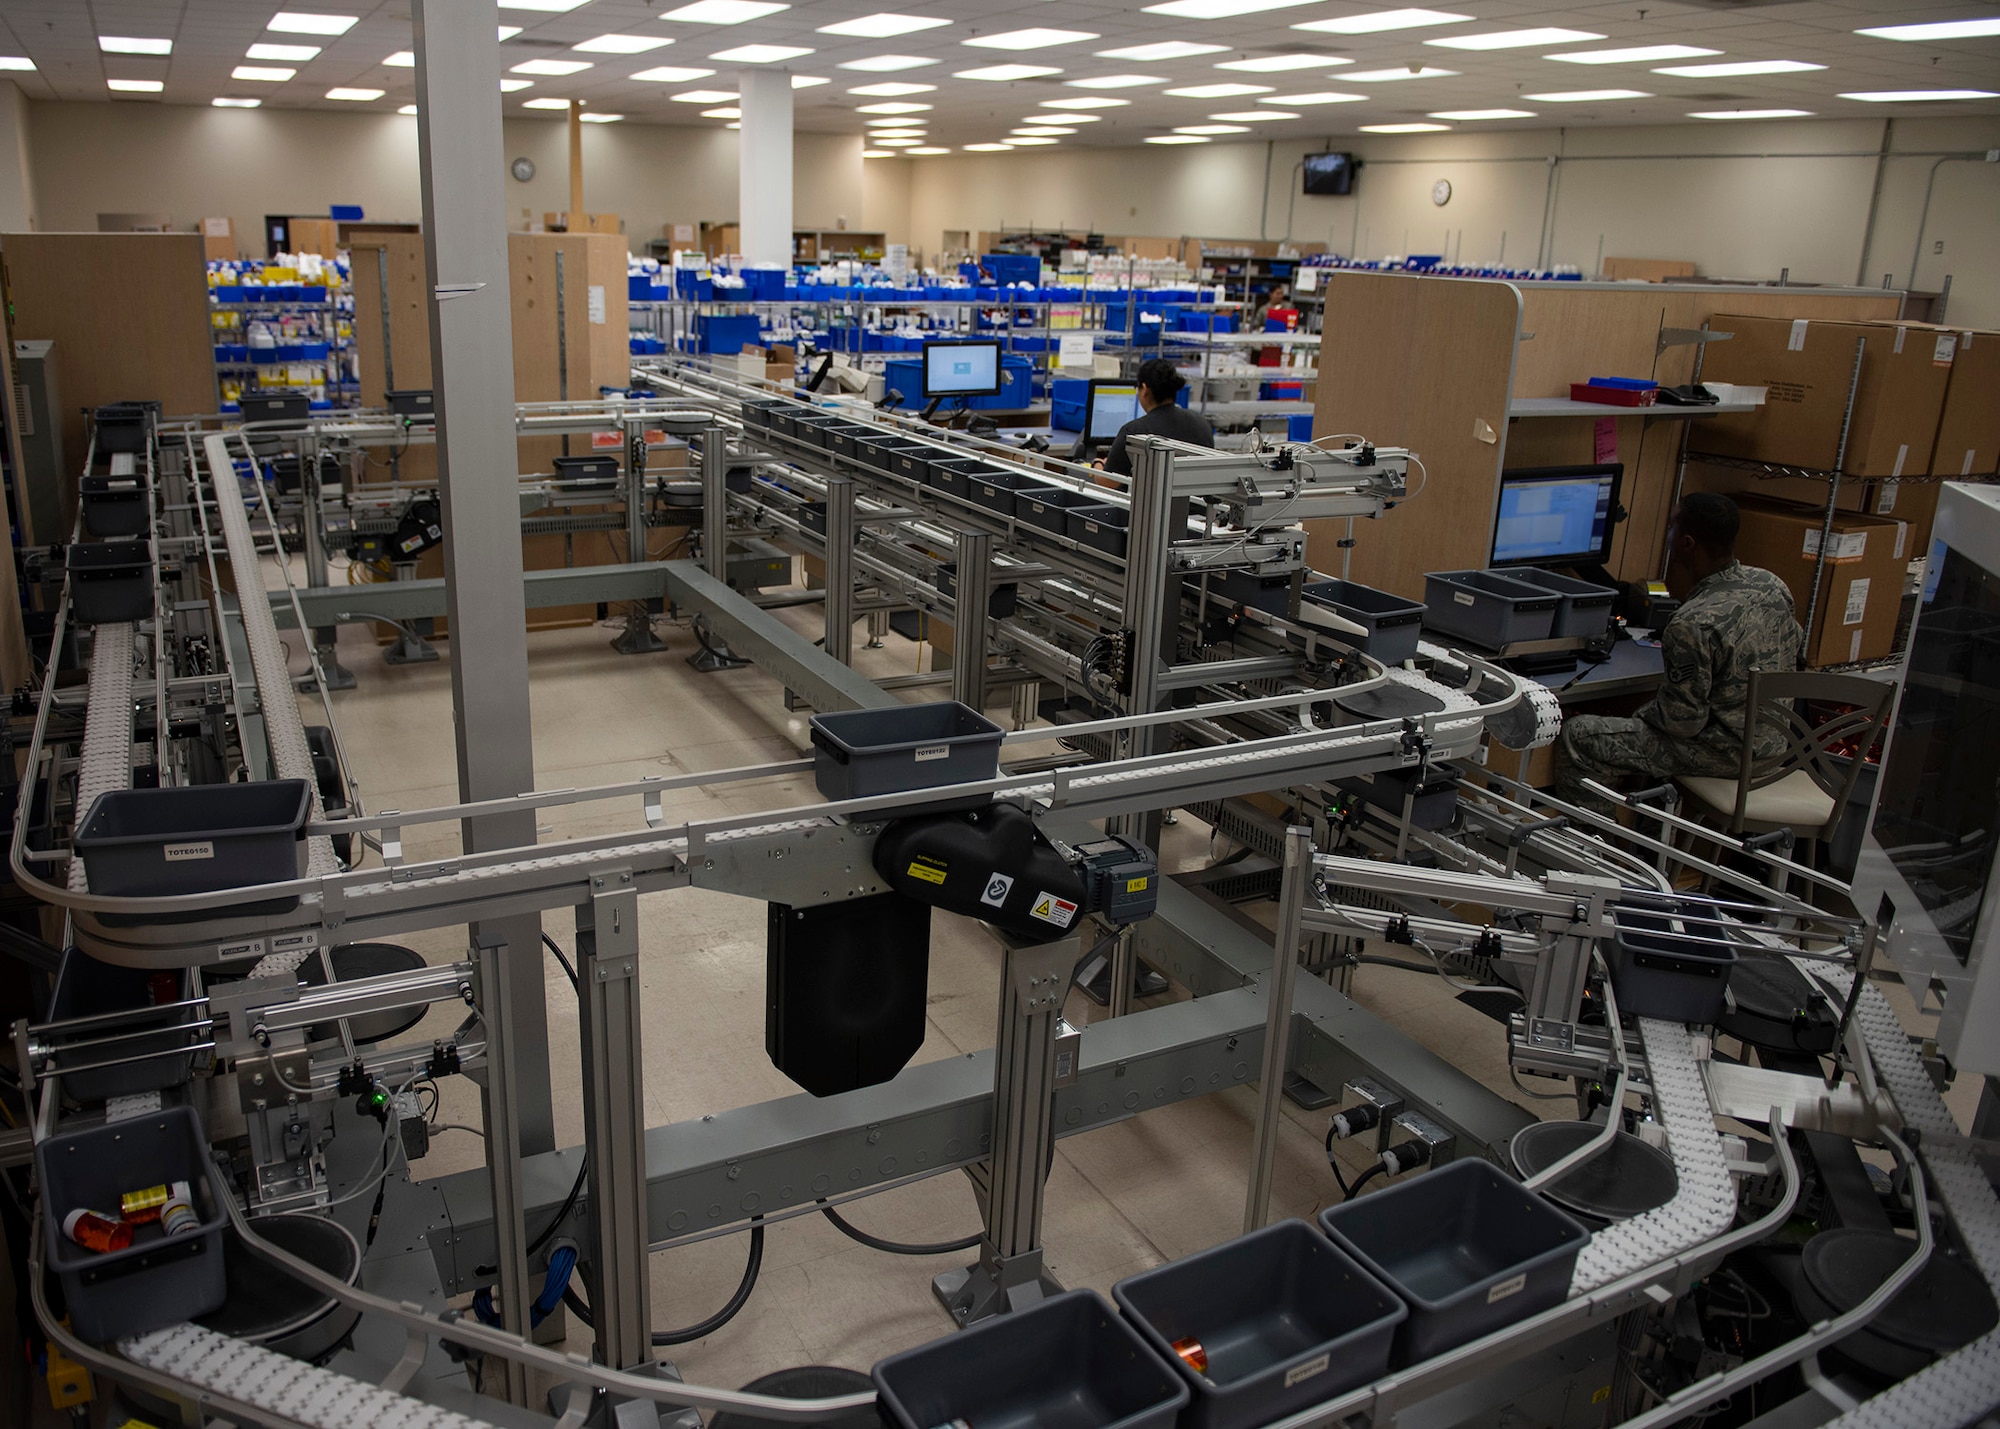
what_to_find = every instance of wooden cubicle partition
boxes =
[1311,271,1903,600]
[1601,258,1696,283]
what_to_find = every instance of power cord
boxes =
[561,1217,766,1346]
[817,1201,981,1256]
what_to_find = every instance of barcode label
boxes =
[1803,530,1867,562]
[1935,334,1958,366]
[1844,577,1871,626]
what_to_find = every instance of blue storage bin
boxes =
[628,274,655,300]
[1263,381,1304,401]
[696,312,764,355]
[1289,413,1314,442]
[741,266,788,300]
[1177,311,1236,334]
[213,288,247,304]
[982,253,1040,287]
[300,342,330,360]
[298,286,328,304]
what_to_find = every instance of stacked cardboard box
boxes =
[1731,495,1912,667]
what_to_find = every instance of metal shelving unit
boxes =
[208,269,358,414]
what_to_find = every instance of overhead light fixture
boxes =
[857,99,932,111]
[1096,41,1226,61]
[1687,109,1813,119]
[213,96,262,107]
[497,0,592,8]
[499,27,523,41]
[965,29,1097,50]
[837,54,936,71]
[108,79,164,93]
[865,113,923,124]
[326,87,384,100]
[874,136,922,145]
[710,45,814,62]
[955,64,1062,80]
[1429,107,1535,119]
[1858,18,2000,41]
[1653,59,1824,76]
[1523,89,1651,102]
[861,148,897,157]
[1144,0,1321,16]
[383,51,415,66]
[671,88,739,101]
[963,142,1014,150]
[1146,133,1209,143]
[848,81,936,95]
[1216,54,1353,72]
[524,97,572,108]
[245,42,318,60]
[727,121,741,128]
[819,13,949,38]
[659,0,789,22]
[1292,9,1471,36]
[632,67,720,82]
[1044,95,1129,107]
[1840,89,2000,101]
[1163,82,1273,97]
[1012,126,1076,135]
[267,12,359,35]
[791,75,828,86]
[233,66,296,81]
[1009,136,1059,144]
[1177,123,1249,133]
[512,59,593,75]
[398,103,418,114]
[574,34,675,54]
[1212,109,1298,120]
[100,36,172,55]
[908,146,950,154]
[1339,66,1455,80]
[870,127,927,136]
[1359,121,1449,131]
[702,106,742,117]
[580,112,625,122]
[0,58,35,71]
[500,79,534,91]
[1428,28,1604,51]
[1549,44,1719,65]
[1063,75,1162,89]
[1261,90,1366,104]
[1025,111,1098,122]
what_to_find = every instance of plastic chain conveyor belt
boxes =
[120,1321,500,1429]
[1568,1017,1737,1294]
[1816,968,2000,1428]
[69,624,135,892]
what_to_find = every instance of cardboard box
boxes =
[1926,326,2000,477]
[200,217,235,262]
[1700,315,1955,477]
[1731,495,1911,667]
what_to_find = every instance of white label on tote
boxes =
[1285,1354,1331,1388]
[913,744,949,763]
[1487,1273,1528,1304]
[1844,578,1871,626]
[1454,590,1476,606]
[164,841,214,862]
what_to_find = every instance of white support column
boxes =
[737,70,793,266]
[0,80,36,232]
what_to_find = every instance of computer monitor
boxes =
[1489,464,1622,567]
[1083,380,1140,445]
[921,340,1003,400]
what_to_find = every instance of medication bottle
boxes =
[160,1182,199,1238]
[62,1209,132,1254]
[121,1184,169,1224]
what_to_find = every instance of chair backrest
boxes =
[1730,669,1898,838]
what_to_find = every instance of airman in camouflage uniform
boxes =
[1554,495,1803,809]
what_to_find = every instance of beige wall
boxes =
[0,82,34,233]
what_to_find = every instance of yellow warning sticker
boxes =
[1029,892,1079,928]
[906,861,947,885]
[1126,876,1149,893]
[1592,1387,1611,1405]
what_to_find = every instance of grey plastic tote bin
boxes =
[74,779,313,903]
[37,1105,227,1341]
[1609,901,1739,1023]
[93,404,150,455]
[935,562,1019,619]
[1113,1219,1406,1429]
[1319,1158,1591,1365]
[1019,483,1099,535]
[889,444,940,486]
[66,541,154,625]
[873,1288,1189,1429]
[1069,503,1131,558]
[80,476,150,538]
[47,949,196,1102]
[925,456,986,499]
[968,467,1031,518]
[808,701,1003,809]
[1421,570,1559,648]
[1506,567,1616,639]
[1212,567,1293,616]
[1301,580,1426,664]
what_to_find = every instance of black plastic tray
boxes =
[1609,901,1739,1023]
[80,476,150,538]
[1018,483,1100,536]
[47,950,196,1102]
[66,541,154,625]
[1069,503,1131,557]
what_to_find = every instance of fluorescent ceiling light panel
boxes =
[1428,28,1603,51]
[1025,111,1098,122]
[1163,82,1273,97]
[325,87,383,100]
[1144,0,1322,17]
[1687,108,1812,119]
[1096,41,1226,60]
[848,81,935,94]
[1012,126,1075,135]
[267,12,358,35]
[574,34,674,53]
[791,74,828,86]
[1550,44,1718,65]
[1523,89,1650,101]
[857,99,932,111]
[908,146,949,154]
[247,42,319,60]
[0,58,34,71]
[710,44,813,62]
[1216,54,1353,71]
[837,54,935,71]
[499,79,534,91]
[819,13,949,37]
[865,113,921,123]
[1293,9,1471,36]
[499,27,523,40]
[383,51,415,66]
[1044,95,1129,107]
[523,97,571,108]
[1858,19,2000,41]
[1338,66,1455,80]
[107,78,163,92]
[213,96,262,107]
[511,59,593,75]
[955,64,1063,80]
[874,136,922,145]
[1360,121,1449,131]
[1212,108,1298,119]
[728,121,741,128]
[1063,74,1162,89]
[1262,89,1366,103]
[1653,59,1823,76]
[1177,123,1248,132]
[233,65,296,81]
[861,149,896,156]
[965,29,1097,49]
[632,66,718,81]
[497,0,591,8]
[870,127,926,136]
[660,0,788,22]
[702,106,741,116]
[398,103,418,114]
[963,142,1013,150]
[100,37,172,55]
[1146,133,1208,143]
[671,88,739,100]
[579,112,624,122]
[1008,136,1059,144]
[1429,107,1535,119]
[1841,89,2000,101]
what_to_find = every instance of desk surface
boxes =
[1531,637,1664,704]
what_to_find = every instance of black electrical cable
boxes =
[541,933,579,992]
[522,933,586,1260]
[1321,1123,1352,1200]
[561,1217,766,1346]
[1342,1163,1388,1202]
[816,1201,982,1257]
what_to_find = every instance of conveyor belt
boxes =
[121,1322,498,1429]
[1816,970,2000,1429]
[1568,1017,1736,1292]
[69,624,134,892]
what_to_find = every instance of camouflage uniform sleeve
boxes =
[1640,617,1714,741]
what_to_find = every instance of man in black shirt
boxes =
[1101,357,1215,477]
